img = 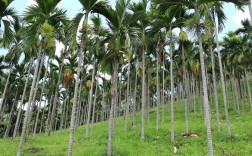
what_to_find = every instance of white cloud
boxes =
[26,0,36,6]
[55,40,65,57]
[233,7,250,27]
[172,28,180,36]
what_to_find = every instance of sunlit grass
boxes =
[1,95,252,155]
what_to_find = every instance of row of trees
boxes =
[0,0,251,156]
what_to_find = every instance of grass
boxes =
[1,95,252,156]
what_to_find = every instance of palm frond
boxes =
[1,19,14,48]
[66,12,84,46]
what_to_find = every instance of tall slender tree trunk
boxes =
[118,74,122,122]
[192,76,197,119]
[26,53,44,139]
[48,62,64,136]
[214,8,231,138]
[64,92,69,129]
[162,58,165,124]
[68,48,83,156]
[33,57,49,136]
[147,72,150,123]
[197,28,213,156]
[101,87,106,122]
[0,63,12,112]
[233,74,240,113]
[46,93,54,132]
[5,89,19,138]
[86,60,95,136]
[133,58,138,128]
[248,0,252,22]
[13,58,33,139]
[242,76,247,115]
[107,58,119,156]
[177,82,182,111]
[230,74,236,109]
[0,98,7,122]
[182,45,189,133]
[68,9,90,154]
[33,99,42,136]
[39,98,46,133]
[60,98,66,130]
[170,37,175,143]
[17,43,44,156]
[75,83,82,130]
[245,70,252,109]
[141,46,146,140]
[210,45,220,132]
[125,60,131,131]
[156,52,160,131]
[91,67,100,131]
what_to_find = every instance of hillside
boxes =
[1,97,252,156]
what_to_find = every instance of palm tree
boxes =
[151,0,212,154]
[152,1,250,155]
[66,0,103,155]
[155,32,165,131]
[46,19,71,135]
[0,20,23,117]
[13,57,33,138]
[33,57,49,136]
[1,54,24,137]
[47,55,64,136]
[222,31,252,108]
[210,1,249,137]
[17,0,67,155]
[169,30,175,143]
[149,3,187,142]
[93,0,140,154]
[124,35,132,132]
[86,59,96,135]
[179,30,190,133]
[129,0,149,140]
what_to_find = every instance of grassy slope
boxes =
[1,93,252,156]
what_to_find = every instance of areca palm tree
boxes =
[152,1,249,155]
[129,0,149,140]
[178,30,190,133]
[210,1,249,138]
[222,31,252,107]
[17,0,67,155]
[152,0,211,154]
[93,0,140,154]
[149,3,188,142]
[0,21,24,119]
[66,0,105,155]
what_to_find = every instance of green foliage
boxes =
[179,30,188,42]
[41,20,55,49]
[41,21,54,37]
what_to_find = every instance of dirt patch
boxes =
[181,132,199,138]
[219,116,226,120]
[26,147,43,153]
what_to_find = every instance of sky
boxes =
[0,0,250,56]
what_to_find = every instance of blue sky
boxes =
[0,0,250,56]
